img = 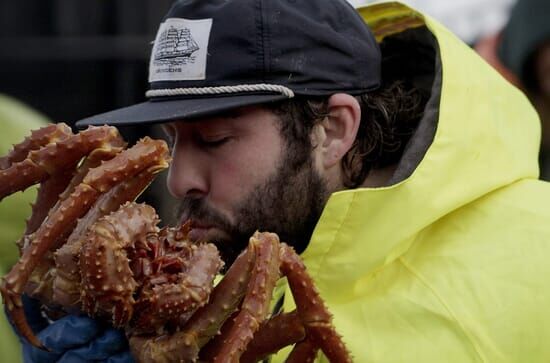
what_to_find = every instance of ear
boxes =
[316,93,361,169]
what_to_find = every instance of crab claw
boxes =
[0,280,44,348]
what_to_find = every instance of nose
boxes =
[167,139,209,199]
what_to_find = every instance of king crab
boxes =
[0,123,352,362]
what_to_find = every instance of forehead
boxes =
[164,105,279,131]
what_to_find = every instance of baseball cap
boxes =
[76,0,381,127]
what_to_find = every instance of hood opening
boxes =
[377,26,442,186]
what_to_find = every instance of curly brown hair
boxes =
[266,77,428,188]
[265,26,437,188]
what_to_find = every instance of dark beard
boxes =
[175,148,330,265]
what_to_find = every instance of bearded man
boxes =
[15,0,550,362]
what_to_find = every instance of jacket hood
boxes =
[298,1,541,300]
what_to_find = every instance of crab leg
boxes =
[129,237,256,363]
[280,244,352,363]
[0,137,169,348]
[23,146,125,305]
[14,125,80,249]
[80,202,160,326]
[209,232,281,363]
[21,171,74,247]
[7,123,76,252]
[0,125,125,201]
[285,337,318,363]
[240,311,306,363]
[20,146,121,250]
[54,168,161,311]
[18,171,75,305]
[0,123,73,169]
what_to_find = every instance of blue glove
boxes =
[8,295,134,363]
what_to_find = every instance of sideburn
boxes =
[233,129,330,253]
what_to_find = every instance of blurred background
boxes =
[349,0,516,44]
[0,0,172,129]
[0,0,177,224]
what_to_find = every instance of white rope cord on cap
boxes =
[145,83,295,98]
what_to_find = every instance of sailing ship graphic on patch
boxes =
[154,26,200,65]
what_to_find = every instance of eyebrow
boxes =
[167,106,255,129]
[218,108,245,119]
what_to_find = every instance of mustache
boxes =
[175,198,248,266]
[175,198,232,230]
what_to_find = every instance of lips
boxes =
[183,219,217,242]
[180,215,231,243]
[179,215,211,229]
[187,226,211,242]
[189,220,213,229]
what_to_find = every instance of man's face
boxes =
[162,106,330,263]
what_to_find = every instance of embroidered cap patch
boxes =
[149,18,213,82]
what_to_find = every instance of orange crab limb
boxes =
[18,171,75,304]
[20,145,121,251]
[0,125,125,201]
[0,137,169,348]
[80,202,160,326]
[280,244,352,363]
[54,168,162,310]
[129,233,351,363]
[209,232,281,363]
[129,237,256,363]
[22,171,75,243]
[285,337,318,363]
[240,311,306,363]
[186,243,255,345]
[0,123,72,169]
[22,145,126,305]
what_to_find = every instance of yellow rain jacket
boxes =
[0,94,48,363]
[275,2,550,362]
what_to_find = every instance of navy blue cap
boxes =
[76,0,381,127]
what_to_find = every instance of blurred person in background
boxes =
[0,94,49,363]
[476,0,550,178]
[349,0,515,45]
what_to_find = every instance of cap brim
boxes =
[75,94,290,128]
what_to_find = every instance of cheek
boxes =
[210,144,280,202]
[212,161,240,191]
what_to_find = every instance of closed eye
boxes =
[198,137,232,148]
